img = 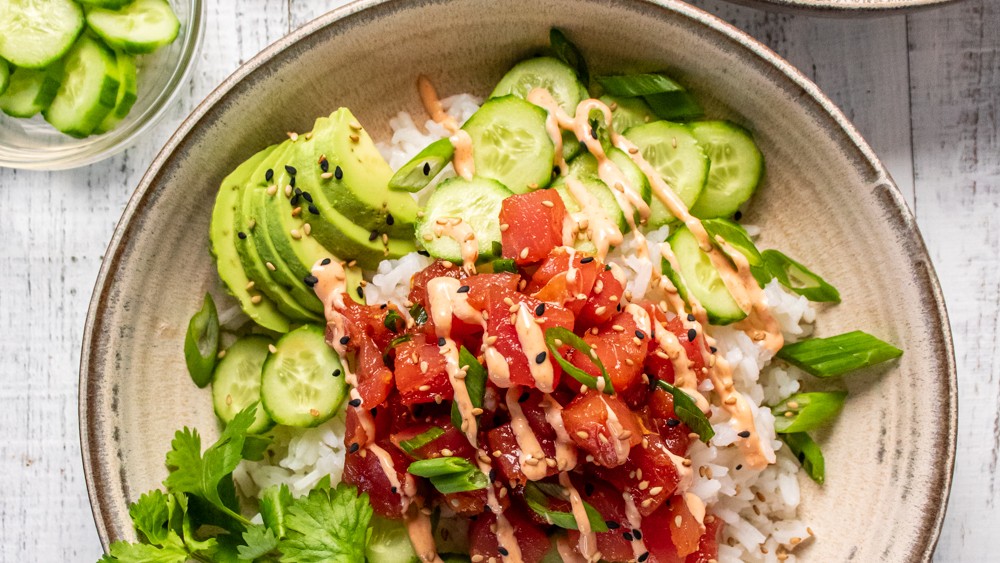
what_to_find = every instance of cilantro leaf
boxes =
[163,405,257,525]
[128,490,173,545]
[277,484,373,562]
[260,484,294,538]
[105,537,188,563]
[238,525,279,560]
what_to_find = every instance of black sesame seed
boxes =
[417,250,430,257]
[738,430,751,438]
[308,204,320,215]
[334,165,343,180]
[632,529,642,540]
[290,194,301,206]
[321,258,332,265]
[666,418,680,427]
[386,213,395,226]
[380,304,387,309]
[584,482,594,496]
[518,391,530,403]
[687,314,696,322]
[590,127,599,139]
[304,275,319,287]
[348,442,359,453]
[498,547,509,557]
[616,303,623,312]
[580,256,594,264]
[457,285,471,294]
[735,464,743,470]
[489,468,497,482]
[390,486,398,494]
[320,159,329,172]
[423,162,431,176]
[294,187,303,196]
[237,231,247,240]
[535,303,545,316]
[285,164,297,176]
[265,168,274,182]
[635,330,645,340]
[535,351,547,364]
[605,264,612,271]
[687,328,697,342]
[289,176,296,188]
[606,521,620,530]
[623,532,634,542]
[638,552,649,562]
[369,230,379,242]
[340,336,351,345]
[438,337,446,347]
[349,398,362,408]
[332,369,341,377]
[370,407,378,416]
[710,346,718,353]
[302,192,313,203]
[734,210,743,221]
[356,286,364,299]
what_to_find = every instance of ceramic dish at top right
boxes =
[719,0,959,15]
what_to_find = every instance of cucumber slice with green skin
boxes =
[210,145,291,334]
[561,129,582,163]
[0,0,84,68]
[94,50,137,134]
[490,56,587,115]
[43,34,121,138]
[600,94,656,134]
[416,176,512,263]
[388,137,454,192]
[624,120,709,228]
[0,59,9,96]
[240,142,323,322]
[261,324,348,428]
[566,148,651,224]
[688,121,764,219]
[664,226,747,325]
[462,96,555,193]
[365,516,420,563]
[553,174,627,236]
[211,335,275,434]
[0,63,62,118]
[77,0,136,8]
[84,0,180,55]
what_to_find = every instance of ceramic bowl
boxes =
[720,0,958,15]
[80,0,957,560]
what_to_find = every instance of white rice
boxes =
[236,101,819,562]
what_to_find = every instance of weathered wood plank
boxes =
[905,1,1000,559]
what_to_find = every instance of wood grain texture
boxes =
[0,0,993,560]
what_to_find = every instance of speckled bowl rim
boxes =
[79,0,957,557]
[718,0,959,16]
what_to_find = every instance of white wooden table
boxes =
[0,0,995,560]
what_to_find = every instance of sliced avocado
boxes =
[302,110,418,239]
[234,141,321,323]
[248,149,325,315]
[209,144,290,333]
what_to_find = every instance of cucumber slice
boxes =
[261,325,348,428]
[0,63,62,118]
[491,56,587,115]
[561,129,582,163]
[0,59,9,96]
[85,0,180,55]
[416,176,512,263]
[689,121,764,219]
[212,335,275,434]
[664,226,746,325]
[462,96,555,193]
[78,0,136,8]
[43,34,121,138]
[624,121,709,227]
[566,148,652,221]
[600,94,656,134]
[366,516,420,563]
[0,0,84,68]
[94,50,137,134]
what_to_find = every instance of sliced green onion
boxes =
[384,309,403,333]
[777,331,903,378]
[655,380,714,443]
[761,249,840,303]
[452,346,486,429]
[384,333,413,364]
[771,391,847,433]
[702,218,772,287]
[408,457,487,494]
[643,91,704,121]
[524,482,608,532]
[409,303,428,326]
[398,427,445,458]
[596,73,684,97]
[549,28,589,85]
[491,259,518,274]
[184,293,219,388]
[544,326,614,393]
[388,137,454,192]
[781,432,825,484]
[491,240,503,258]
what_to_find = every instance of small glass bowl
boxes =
[0,0,205,171]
